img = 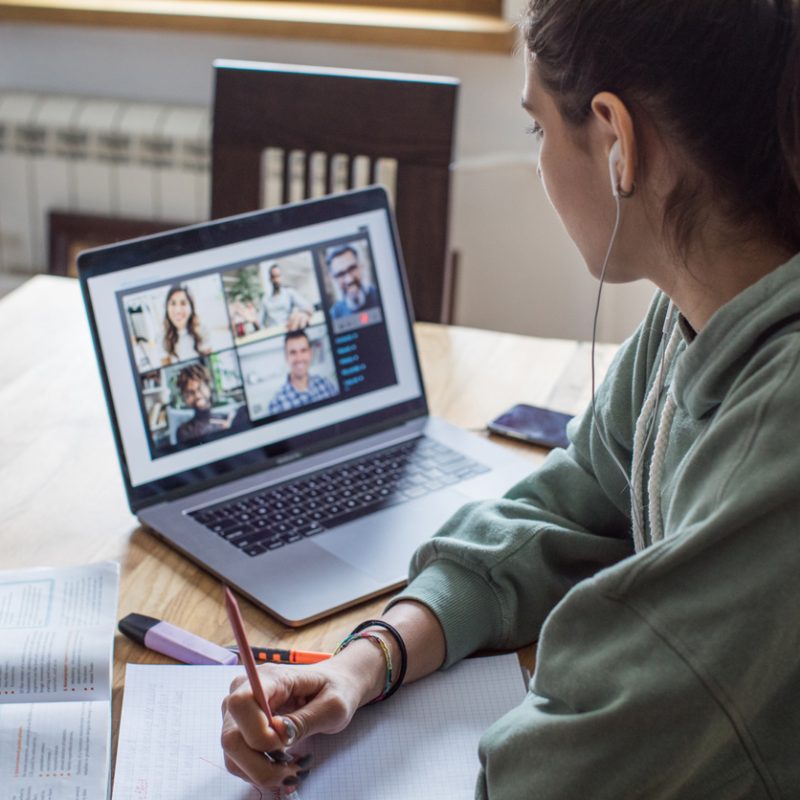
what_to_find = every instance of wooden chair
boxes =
[210,60,460,323]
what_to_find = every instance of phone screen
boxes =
[487,404,573,449]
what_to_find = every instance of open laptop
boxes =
[79,187,533,625]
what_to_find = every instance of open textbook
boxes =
[113,653,528,800]
[0,561,119,800]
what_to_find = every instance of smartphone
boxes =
[487,404,574,450]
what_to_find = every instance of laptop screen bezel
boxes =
[78,187,429,513]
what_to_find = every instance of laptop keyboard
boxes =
[188,437,489,557]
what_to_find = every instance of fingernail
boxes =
[296,754,313,769]
[268,749,293,764]
[297,770,310,781]
[280,716,298,746]
[282,776,300,787]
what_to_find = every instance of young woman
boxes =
[161,284,210,364]
[220,1,800,796]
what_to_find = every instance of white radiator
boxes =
[0,92,210,274]
[0,91,398,277]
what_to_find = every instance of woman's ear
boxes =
[591,92,637,196]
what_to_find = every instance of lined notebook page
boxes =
[113,654,526,800]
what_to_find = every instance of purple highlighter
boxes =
[118,613,238,665]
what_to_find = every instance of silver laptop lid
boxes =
[78,188,428,512]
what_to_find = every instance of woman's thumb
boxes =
[276,692,352,746]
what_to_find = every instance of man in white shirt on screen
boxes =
[261,262,313,331]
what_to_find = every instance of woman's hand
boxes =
[220,602,446,792]
[220,645,383,792]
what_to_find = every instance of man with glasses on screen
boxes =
[326,244,379,319]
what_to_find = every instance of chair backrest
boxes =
[210,60,460,323]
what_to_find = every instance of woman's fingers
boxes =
[221,711,302,790]
[226,683,285,753]
[221,751,249,783]
[224,668,324,756]
[228,667,352,745]
[221,663,359,789]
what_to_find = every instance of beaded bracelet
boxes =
[334,631,393,703]
[348,619,408,702]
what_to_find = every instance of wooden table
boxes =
[0,275,616,764]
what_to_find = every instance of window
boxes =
[284,0,503,13]
[0,0,513,52]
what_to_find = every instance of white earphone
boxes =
[590,137,629,490]
[593,136,673,522]
[608,141,621,198]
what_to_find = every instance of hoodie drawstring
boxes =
[647,391,677,545]
[630,323,682,551]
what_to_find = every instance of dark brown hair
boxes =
[175,362,211,395]
[163,285,205,359]
[284,329,311,350]
[523,0,800,257]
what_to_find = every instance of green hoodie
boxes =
[394,254,800,798]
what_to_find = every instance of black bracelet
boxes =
[350,619,408,701]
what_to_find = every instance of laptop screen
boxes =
[80,188,426,510]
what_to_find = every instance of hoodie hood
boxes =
[672,252,800,419]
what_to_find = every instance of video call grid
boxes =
[116,232,398,461]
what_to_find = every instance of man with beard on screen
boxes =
[325,245,379,319]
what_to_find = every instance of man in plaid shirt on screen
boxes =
[268,330,338,415]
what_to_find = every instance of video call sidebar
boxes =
[118,232,398,460]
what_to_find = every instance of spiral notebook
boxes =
[112,653,527,799]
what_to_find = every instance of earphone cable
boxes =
[590,193,630,484]
[590,191,675,537]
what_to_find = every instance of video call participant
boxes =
[326,245,379,319]
[261,263,314,331]
[174,363,246,444]
[162,285,211,364]
[267,330,338,415]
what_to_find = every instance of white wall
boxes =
[0,21,654,342]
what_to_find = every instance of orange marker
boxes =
[231,646,332,665]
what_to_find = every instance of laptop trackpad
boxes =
[315,492,465,583]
